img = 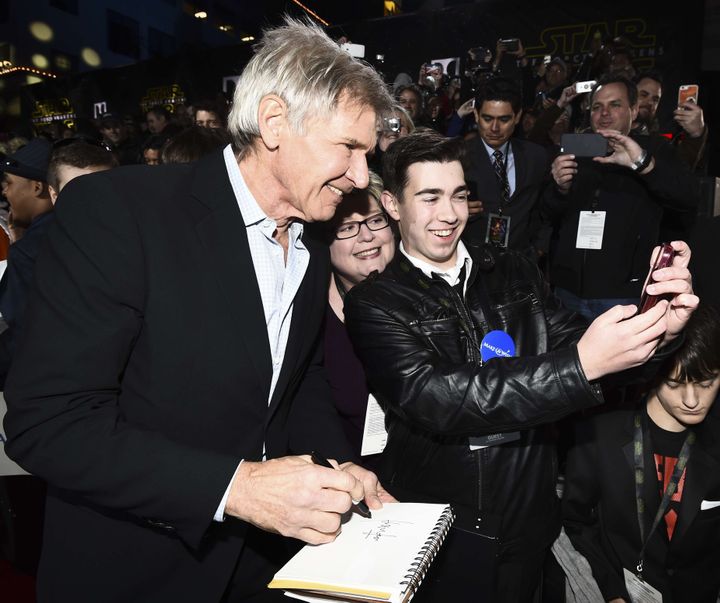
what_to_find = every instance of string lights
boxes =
[289,0,330,27]
[0,65,58,79]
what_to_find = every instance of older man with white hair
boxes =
[4,18,394,603]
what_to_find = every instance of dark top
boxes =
[0,210,55,387]
[323,304,370,459]
[563,402,720,603]
[543,135,700,299]
[688,215,720,311]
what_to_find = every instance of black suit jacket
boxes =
[0,210,54,387]
[3,151,353,602]
[563,405,720,603]
[462,137,551,253]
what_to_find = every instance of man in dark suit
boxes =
[563,304,720,602]
[463,77,551,256]
[0,137,53,386]
[3,18,394,603]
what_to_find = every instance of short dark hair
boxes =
[146,105,170,120]
[474,77,522,114]
[382,129,464,201]
[161,126,231,164]
[658,304,720,384]
[591,74,638,107]
[634,70,663,88]
[193,100,228,126]
[47,141,118,191]
[142,135,166,152]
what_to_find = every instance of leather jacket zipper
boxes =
[443,280,485,511]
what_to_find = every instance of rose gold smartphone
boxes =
[638,243,675,313]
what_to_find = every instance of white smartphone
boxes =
[575,80,597,94]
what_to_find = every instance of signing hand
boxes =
[340,461,397,510]
[468,199,484,216]
[225,455,365,545]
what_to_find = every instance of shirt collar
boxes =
[222,144,304,241]
[400,240,472,288]
[481,139,511,160]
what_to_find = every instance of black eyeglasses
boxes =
[334,212,390,240]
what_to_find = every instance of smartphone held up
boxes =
[638,243,676,314]
[678,84,699,106]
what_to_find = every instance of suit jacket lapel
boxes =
[186,151,273,398]
[267,236,327,416]
[672,430,720,545]
[511,141,526,196]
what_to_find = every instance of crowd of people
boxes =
[0,15,719,603]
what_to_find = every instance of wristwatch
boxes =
[630,149,653,172]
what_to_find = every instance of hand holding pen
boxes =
[311,452,372,518]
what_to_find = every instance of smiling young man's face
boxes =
[382,160,468,271]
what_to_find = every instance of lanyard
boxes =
[633,411,695,577]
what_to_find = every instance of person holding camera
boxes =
[546,74,700,321]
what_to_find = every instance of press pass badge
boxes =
[576,210,606,250]
[480,330,516,363]
[485,213,511,247]
[622,568,662,603]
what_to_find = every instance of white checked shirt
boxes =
[214,145,310,520]
[223,145,310,401]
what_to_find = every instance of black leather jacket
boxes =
[344,244,603,557]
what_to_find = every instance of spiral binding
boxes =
[398,506,455,602]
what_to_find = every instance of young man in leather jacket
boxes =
[344,129,698,602]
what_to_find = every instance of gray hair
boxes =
[227,17,394,156]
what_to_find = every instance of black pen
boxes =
[311,451,372,519]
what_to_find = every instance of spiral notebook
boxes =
[268,502,454,603]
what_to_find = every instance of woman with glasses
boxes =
[323,171,396,462]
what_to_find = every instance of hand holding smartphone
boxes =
[638,243,675,313]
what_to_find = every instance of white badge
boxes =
[623,568,663,603]
[576,211,606,250]
[360,394,388,456]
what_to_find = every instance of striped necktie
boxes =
[492,149,510,203]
